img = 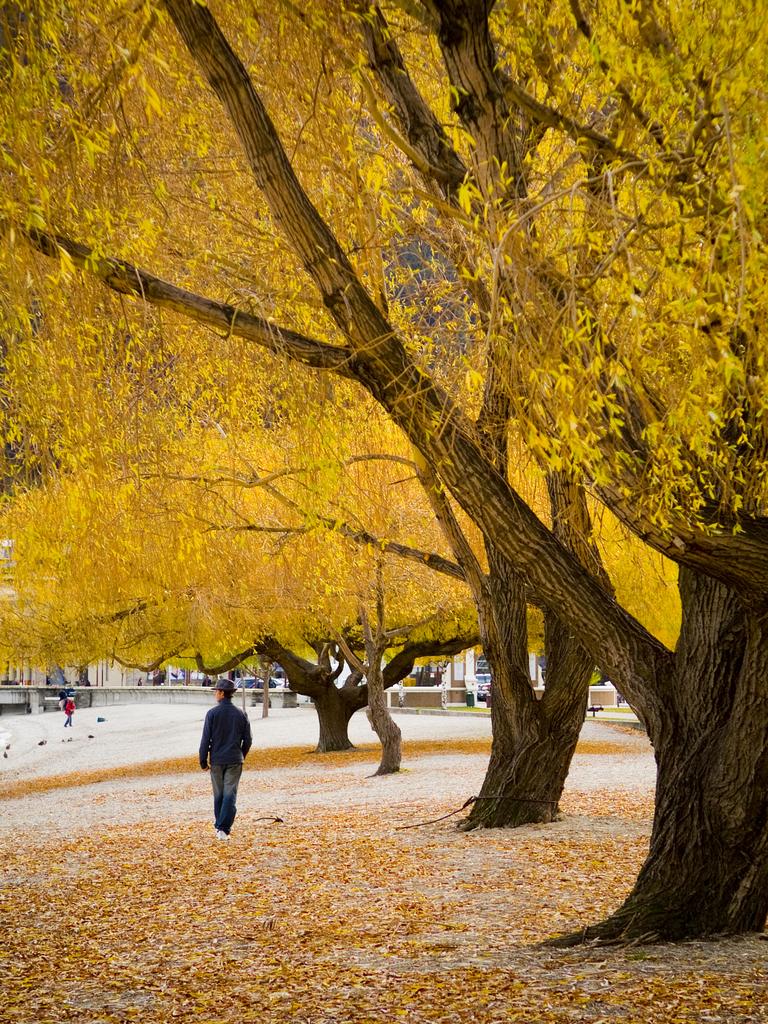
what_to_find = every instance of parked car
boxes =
[476,673,492,703]
[235,677,280,689]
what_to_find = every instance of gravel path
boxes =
[1,704,497,778]
[4,706,766,1024]
[0,704,654,837]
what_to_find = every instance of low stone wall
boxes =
[0,687,30,715]
[250,690,298,709]
[0,685,298,714]
[386,686,467,709]
[74,686,216,708]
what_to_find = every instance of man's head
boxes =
[214,679,236,700]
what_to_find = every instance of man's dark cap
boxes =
[214,679,236,693]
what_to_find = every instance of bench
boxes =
[586,704,604,718]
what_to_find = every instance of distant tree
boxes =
[0,432,478,755]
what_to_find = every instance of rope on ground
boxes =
[253,815,284,824]
[395,793,558,830]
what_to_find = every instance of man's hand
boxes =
[200,763,209,771]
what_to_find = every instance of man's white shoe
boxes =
[215,829,230,841]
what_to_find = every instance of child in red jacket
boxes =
[63,697,75,728]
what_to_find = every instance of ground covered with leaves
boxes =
[2,724,766,1023]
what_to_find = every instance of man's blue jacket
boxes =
[199,699,252,768]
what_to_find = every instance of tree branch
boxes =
[414,455,485,594]
[352,1,468,197]
[15,225,356,375]
[113,650,181,673]
[382,631,479,686]
[212,516,467,582]
[567,0,667,147]
[336,632,367,675]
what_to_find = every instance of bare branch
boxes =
[501,76,638,164]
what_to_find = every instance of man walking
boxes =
[199,679,252,841]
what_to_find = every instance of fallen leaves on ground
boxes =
[2,742,765,1024]
[0,736,638,801]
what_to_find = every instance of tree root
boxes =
[314,742,356,754]
[459,796,560,832]
[545,918,661,948]
[369,765,401,777]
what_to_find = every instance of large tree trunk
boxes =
[462,551,543,828]
[464,624,593,829]
[313,683,362,753]
[462,581,594,829]
[555,732,768,943]
[464,713,580,828]
[463,475,599,830]
[554,569,768,944]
